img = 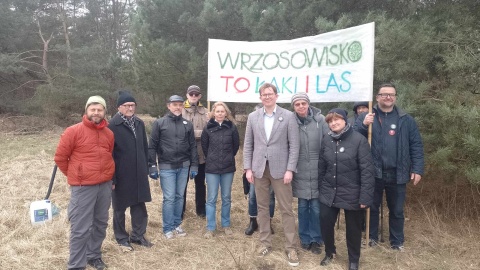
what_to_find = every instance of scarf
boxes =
[328,123,351,140]
[119,112,136,138]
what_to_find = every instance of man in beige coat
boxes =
[244,83,300,267]
[182,85,208,218]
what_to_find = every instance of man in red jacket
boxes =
[54,95,115,270]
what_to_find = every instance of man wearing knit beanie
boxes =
[291,92,310,107]
[109,90,153,251]
[85,95,107,111]
[55,95,114,270]
[291,92,328,255]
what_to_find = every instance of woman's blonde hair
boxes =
[209,101,234,122]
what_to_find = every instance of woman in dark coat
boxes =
[200,101,240,238]
[109,91,152,250]
[318,108,374,270]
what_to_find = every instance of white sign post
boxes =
[208,22,374,103]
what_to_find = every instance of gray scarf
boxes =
[328,123,351,140]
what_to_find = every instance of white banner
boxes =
[207,22,374,103]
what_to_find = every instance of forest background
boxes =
[1,0,480,256]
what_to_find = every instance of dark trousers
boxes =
[113,202,148,243]
[320,203,363,263]
[369,177,406,246]
[182,163,206,218]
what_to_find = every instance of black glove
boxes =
[149,166,159,180]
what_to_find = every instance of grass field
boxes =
[1,127,479,270]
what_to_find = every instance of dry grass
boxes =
[1,130,480,270]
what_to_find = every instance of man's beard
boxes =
[88,115,104,124]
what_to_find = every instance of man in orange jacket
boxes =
[54,95,115,270]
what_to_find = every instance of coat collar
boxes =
[183,100,205,108]
[111,112,137,126]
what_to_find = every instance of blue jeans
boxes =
[159,168,189,234]
[205,172,234,231]
[248,183,275,218]
[369,178,407,246]
[298,198,322,245]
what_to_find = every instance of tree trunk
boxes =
[37,20,54,83]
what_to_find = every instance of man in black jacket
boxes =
[148,95,198,239]
[354,83,424,251]
[110,90,153,251]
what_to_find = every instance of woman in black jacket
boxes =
[201,102,240,238]
[318,108,374,270]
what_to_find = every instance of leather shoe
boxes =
[320,253,335,266]
[130,237,153,248]
[119,241,134,251]
[87,258,106,270]
[301,243,311,250]
[310,242,322,254]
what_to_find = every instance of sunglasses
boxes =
[189,93,200,97]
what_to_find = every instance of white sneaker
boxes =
[224,227,233,236]
[164,231,175,239]
[391,245,405,252]
[175,226,187,237]
[287,250,300,267]
[204,230,214,239]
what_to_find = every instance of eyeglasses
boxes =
[189,93,200,97]
[377,93,396,98]
[261,93,276,98]
[121,104,136,108]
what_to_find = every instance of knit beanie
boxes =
[186,85,201,95]
[85,95,107,111]
[328,108,348,123]
[117,90,136,107]
[291,92,310,107]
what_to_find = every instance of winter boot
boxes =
[244,217,258,235]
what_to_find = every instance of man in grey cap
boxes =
[54,95,114,270]
[148,95,199,239]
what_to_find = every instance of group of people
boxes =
[243,82,424,269]
[54,82,424,270]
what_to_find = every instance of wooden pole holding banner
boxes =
[365,101,373,247]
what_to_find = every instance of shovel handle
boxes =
[44,164,58,200]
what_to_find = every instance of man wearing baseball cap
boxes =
[182,85,208,218]
[148,95,199,239]
[54,95,115,270]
